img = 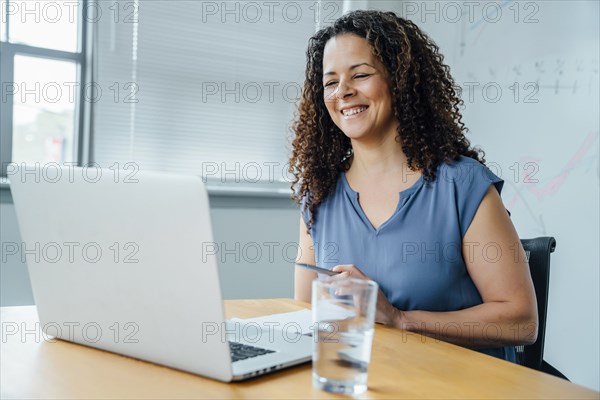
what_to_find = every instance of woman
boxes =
[288,10,537,362]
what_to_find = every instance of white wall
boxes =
[0,200,35,306]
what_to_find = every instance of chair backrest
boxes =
[516,237,556,370]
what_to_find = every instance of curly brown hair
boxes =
[288,10,484,230]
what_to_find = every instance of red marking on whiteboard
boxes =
[507,131,599,209]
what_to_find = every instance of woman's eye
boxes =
[324,81,337,88]
[354,74,369,79]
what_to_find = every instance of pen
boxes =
[295,263,341,276]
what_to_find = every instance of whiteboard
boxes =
[396,0,599,390]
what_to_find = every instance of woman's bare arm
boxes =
[294,217,317,303]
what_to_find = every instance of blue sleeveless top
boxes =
[301,156,516,362]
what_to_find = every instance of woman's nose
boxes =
[334,79,355,99]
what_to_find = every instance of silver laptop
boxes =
[10,165,311,382]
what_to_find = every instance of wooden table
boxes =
[1,299,598,399]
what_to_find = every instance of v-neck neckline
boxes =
[340,172,424,234]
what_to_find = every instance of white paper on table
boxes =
[315,299,356,322]
[228,309,313,334]
[228,302,356,336]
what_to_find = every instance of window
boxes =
[0,0,87,176]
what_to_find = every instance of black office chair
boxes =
[516,237,569,380]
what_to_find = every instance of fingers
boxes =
[332,264,370,280]
[332,264,354,272]
[332,264,356,279]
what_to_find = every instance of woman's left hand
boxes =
[331,264,401,326]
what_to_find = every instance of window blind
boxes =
[92,0,342,184]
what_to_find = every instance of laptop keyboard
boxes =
[229,342,275,362]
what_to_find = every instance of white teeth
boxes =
[342,106,367,116]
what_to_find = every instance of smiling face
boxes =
[322,34,398,142]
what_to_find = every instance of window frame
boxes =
[0,0,89,177]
